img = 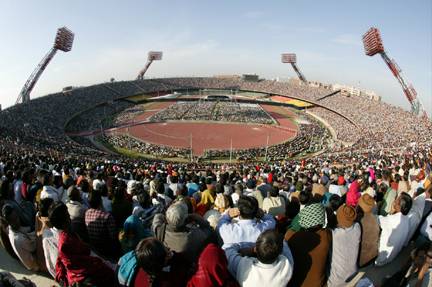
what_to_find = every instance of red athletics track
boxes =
[113,104,298,156]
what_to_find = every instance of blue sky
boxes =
[0,0,430,113]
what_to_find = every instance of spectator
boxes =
[357,194,380,267]
[152,202,212,263]
[225,229,294,287]
[50,202,117,286]
[85,190,119,260]
[217,196,276,246]
[262,186,286,217]
[376,192,413,266]
[285,203,331,287]
[327,204,361,286]
[2,204,39,271]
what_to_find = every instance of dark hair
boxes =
[155,180,165,195]
[48,202,69,230]
[100,184,108,197]
[299,190,311,205]
[170,176,178,184]
[88,190,102,209]
[399,192,412,216]
[68,186,82,202]
[135,238,167,276]
[215,183,224,194]
[270,186,279,197]
[79,179,90,193]
[39,198,54,217]
[137,192,151,209]
[1,204,15,221]
[256,229,283,264]
[328,194,342,212]
[238,196,258,219]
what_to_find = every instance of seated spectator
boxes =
[225,229,293,287]
[2,204,39,271]
[187,241,239,287]
[375,192,413,266]
[65,186,88,241]
[346,180,361,207]
[118,237,187,287]
[50,202,117,286]
[119,214,152,253]
[327,204,361,286]
[357,194,380,267]
[186,175,200,197]
[231,183,243,207]
[203,193,230,229]
[152,202,212,263]
[152,179,172,209]
[285,203,331,287]
[404,188,428,246]
[100,184,113,213]
[287,190,312,232]
[217,196,275,246]
[85,190,119,260]
[40,172,63,203]
[42,209,61,278]
[263,186,286,217]
[324,194,342,229]
[112,186,133,229]
[244,180,264,209]
[196,178,216,216]
[35,197,54,274]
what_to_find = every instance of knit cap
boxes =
[336,204,357,228]
[358,194,375,213]
[299,203,325,229]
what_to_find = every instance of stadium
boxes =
[0,11,432,287]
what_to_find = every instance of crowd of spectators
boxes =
[149,101,275,125]
[205,115,330,161]
[102,134,191,159]
[0,139,431,286]
[1,77,429,159]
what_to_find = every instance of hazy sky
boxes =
[0,0,431,113]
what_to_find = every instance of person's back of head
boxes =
[39,197,54,217]
[299,190,311,205]
[256,229,283,264]
[88,190,102,209]
[166,202,188,228]
[67,186,81,202]
[135,238,168,277]
[155,180,165,195]
[238,195,258,219]
[137,192,151,209]
[2,204,19,229]
[270,186,279,198]
[48,202,70,230]
[398,192,413,216]
[328,194,342,212]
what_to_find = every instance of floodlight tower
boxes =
[16,27,74,104]
[281,53,307,83]
[136,51,163,80]
[362,27,427,118]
